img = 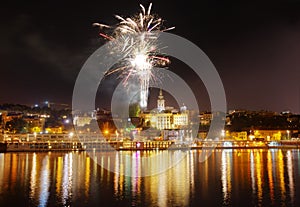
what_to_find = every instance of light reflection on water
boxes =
[287,150,295,204]
[267,150,275,205]
[221,150,232,205]
[39,155,50,207]
[0,149,299,206]
[30,153,37,201]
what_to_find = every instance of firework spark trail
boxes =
[93,3,174,109]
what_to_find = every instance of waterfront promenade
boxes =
[0,139,299,152]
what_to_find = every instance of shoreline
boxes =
[0,140,299,152]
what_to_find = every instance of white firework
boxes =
[93,3,174,109]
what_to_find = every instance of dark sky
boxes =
[1,0,300,113]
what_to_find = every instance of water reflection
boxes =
[112,150,194,206]
[0,149,299,206]
[56,156,62,198]
[278,150,286,203]
[62,153,73,205]
[0,154,3,187]
[93,150,188,177]
[39,155,50,207]
[267,150,275,204]
[30,153,37,200]
[255,150,263,203]
[221,150,232,204]
[287,150,294,204]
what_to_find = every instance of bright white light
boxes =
[221,129,225,137]
[223,141,232,147]
[269,141,279,147]
[131,54,151,73]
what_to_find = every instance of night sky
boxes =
[1,0,300,113]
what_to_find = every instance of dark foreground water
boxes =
[0,149,299,207]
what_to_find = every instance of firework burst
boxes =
[93,3,174,109]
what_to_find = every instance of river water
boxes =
[0,149,299,206]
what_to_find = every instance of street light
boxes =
[34,132,37,141]
[287,130,290,140]
[220,130,225,140]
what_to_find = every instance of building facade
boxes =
[140,89,189,130]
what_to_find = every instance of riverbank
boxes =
[0,140,299,152]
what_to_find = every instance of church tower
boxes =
[157,89,165,111]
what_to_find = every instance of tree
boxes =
[129,103,141,117]
[5,118,28,133]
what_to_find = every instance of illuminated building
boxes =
[140,89,188,130]
[139,89,189,141]
[73,112,96,127]
[1,111,23,123]
[199,112,212,125]
[23,116,45,133]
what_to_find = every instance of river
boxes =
[0,149,299,206]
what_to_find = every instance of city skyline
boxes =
[1,0,300,113]
[1,2,300,207]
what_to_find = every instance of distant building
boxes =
[73,112,95,127]
[2,111,23,123]
[39,101,70,110]
[140,89,188,130]
[23,115,45,133]
[45,126,63,134]
[199,112,212,125]
[139,89,190,141]
[249,129,294,141]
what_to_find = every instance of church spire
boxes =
[157,89,165,111]
[158,89,163,99]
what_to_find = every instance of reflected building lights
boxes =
[250,151,256,195]
[100,156,104,183]
[278,150,286,202]
[221,151,228,201]
[85,157,90,197]
[1,149,299,206]
[62,154,69,205]
[114,153,119,195]
[38,155,50,207]
[25,153,29,185]
[201,150,209,195]
[286,150,295,204]
[221,150,232,204]
[62,153,73,205]
[111,150,191,206]
[113,152,125,196]
[107,156,111,182]
[30,153,37,199]
[178,152,190,206]
[11,154,17,186]
[157,171,167,207]
[131,151,141,200]
[189,151,195,193]
[267,150,274,204]
[92,152,98,177]
[56,157,63,196]
[255,151,263,203]
[0,154,4,187]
